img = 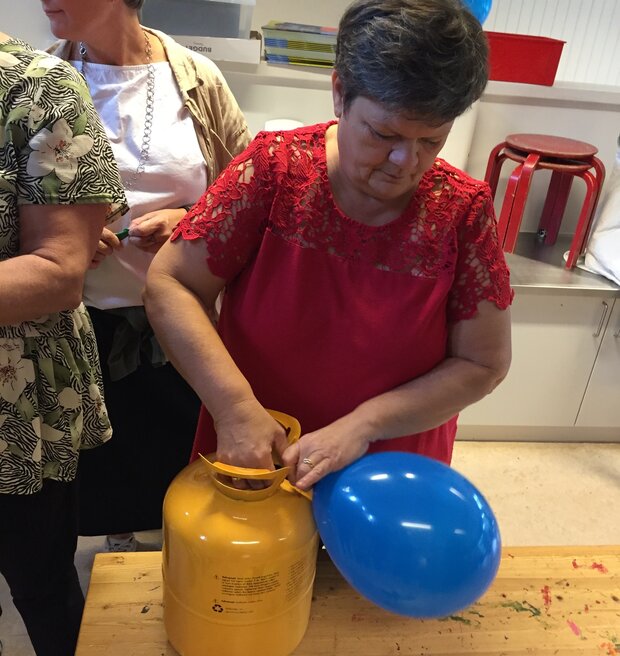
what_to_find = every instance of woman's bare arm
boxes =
[0,203,107,325]
[144,236,289,470]
[283,301,512,488]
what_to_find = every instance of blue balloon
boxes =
[312,452,501,618]
[464,0,492,23]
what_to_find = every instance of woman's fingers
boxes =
[128,209,186,252]
[295,455,333,491]
[100,227,121,249]
[283,419,372,490]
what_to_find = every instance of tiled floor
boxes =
[1,441,619,655]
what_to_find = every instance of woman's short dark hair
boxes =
[124,0,145,9]
[335,0,489,122]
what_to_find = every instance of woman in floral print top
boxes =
[0,33,126,656]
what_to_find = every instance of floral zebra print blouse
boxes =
[0,39,127,494]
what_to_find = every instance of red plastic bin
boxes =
[485,31,565,86]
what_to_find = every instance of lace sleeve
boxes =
[448,186,514,322]
[172,133,276,280]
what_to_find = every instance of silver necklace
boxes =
[79,30,155,191]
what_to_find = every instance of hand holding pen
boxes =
[89,227,126,270]
[90,207,191,268]
[124,208,189,254]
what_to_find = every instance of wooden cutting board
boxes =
[76,546,620,655]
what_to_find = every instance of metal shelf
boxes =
[506,232,619,295]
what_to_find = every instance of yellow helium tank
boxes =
[162,410,318,656]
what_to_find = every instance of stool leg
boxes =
[503,153,540,252]
[565,158,607,269]
[496,164,523,247]
[589,155,607,220]
[565,170,597,269]
[484,142,508,198]
[538,171,573,245]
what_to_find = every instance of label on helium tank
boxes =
[208,545,317,623]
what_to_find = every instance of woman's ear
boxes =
[332,70,344,118]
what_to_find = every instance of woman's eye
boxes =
[369,126,393,140]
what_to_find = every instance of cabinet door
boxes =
[575,299,620,427]
[458,291,609,426]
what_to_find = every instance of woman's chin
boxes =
[43,15,69,39]
[367,180,416,202]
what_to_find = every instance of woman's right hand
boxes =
[213,400,290,487]
[89,227,122,269]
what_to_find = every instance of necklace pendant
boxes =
[79,30,156,192]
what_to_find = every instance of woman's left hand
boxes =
[281,415,372,490]
[128,208,187,253]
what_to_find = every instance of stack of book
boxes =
[262,21,337,68]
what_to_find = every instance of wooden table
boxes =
[76,547,620,655]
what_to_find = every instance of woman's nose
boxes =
[388,141,419,169]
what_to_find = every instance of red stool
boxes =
[485,134,606,268]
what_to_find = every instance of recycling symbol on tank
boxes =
[212,603,224,613]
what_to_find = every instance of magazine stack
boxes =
[262,21,337,68]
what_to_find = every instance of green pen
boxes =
[115,228,130,240]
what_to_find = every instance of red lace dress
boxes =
[173,122,513,465]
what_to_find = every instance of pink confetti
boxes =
[572,559,581,569]
[541,585,552,610]
[567,620,581,637]
[590,562,609,574]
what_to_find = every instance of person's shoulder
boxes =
[31,51,90,97]
[234,123,326,172]
[245,123,326,162]
[255,122,329,145]
[0,38,53,72]
[148,28,224,83]
[45,38,72,60]
[184,47,225,79]
[257,123,328,183]
[1,39,85,89]
[432,157,491,199]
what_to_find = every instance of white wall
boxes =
[224,68,480,171]
[485,0,620,86]
[4,0,620,87]
[245,0,620,233]
[252,0,620,87]
[223,64,620,232]
[4,0,618,228]
[0,0,53,49]
[469,92,619,234]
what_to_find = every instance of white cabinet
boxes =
[459,290,611,427]
[575,299,620,428]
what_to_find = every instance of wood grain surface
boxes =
[76,546,620,655]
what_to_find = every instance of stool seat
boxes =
[505,134,599,160]
[485,133,606,269]
[503,147,594,173]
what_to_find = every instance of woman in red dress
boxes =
[144,0,513,490]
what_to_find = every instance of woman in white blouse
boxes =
[41,0,251,551]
